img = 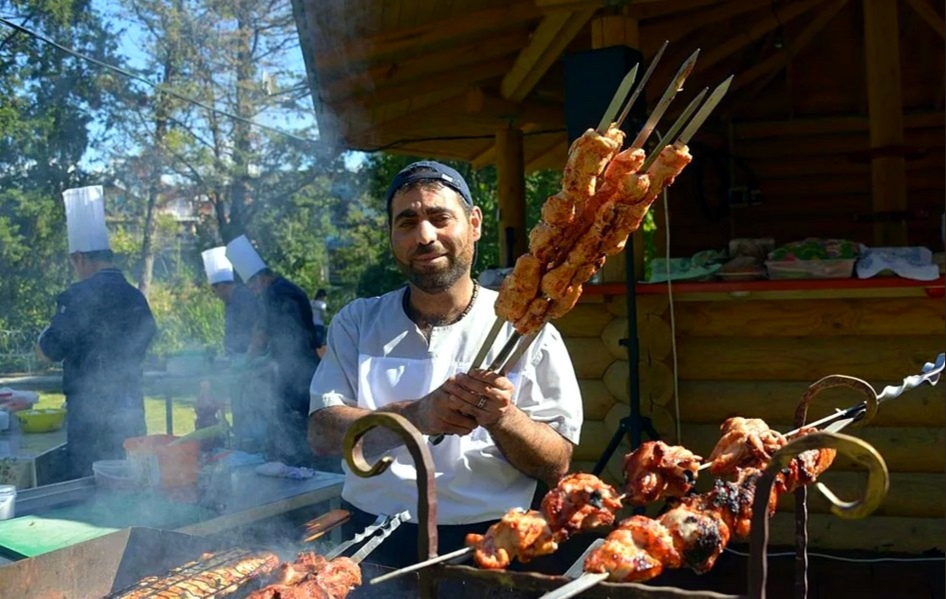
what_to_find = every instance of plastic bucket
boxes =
[0,485,16,520]
[124,435,200,489]
[93,460,140,492]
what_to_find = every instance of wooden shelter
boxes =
[291,0,946,563]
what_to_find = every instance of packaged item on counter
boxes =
[765,238,859,280]
[856,246,940,281]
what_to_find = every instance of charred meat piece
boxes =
[777,427,838,493]
[623,441,702,506]
[658,503,731,574]
[465,509,560,569]
[584,515,679,582]
[541,472,623,535]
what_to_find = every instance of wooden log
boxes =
[680,423,945,473]
[554,303,614,338]
[574,419,610,462]
[764,513,944,554]
[601,318,628,361]
[673,298,946,338]
[496,125,527,266]
[777,472,946,519]
[603,359,630,404]
[579,379,617,421]
[563,337,613,379]
[677,379,946,427]
[675,335,944,381]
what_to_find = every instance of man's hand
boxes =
[443,368,515,427]
[411,379,479,436]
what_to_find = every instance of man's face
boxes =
[389,185,482,294]
[211,282,234,302]
[69,253,92,280]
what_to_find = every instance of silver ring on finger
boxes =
[476,396,487,409]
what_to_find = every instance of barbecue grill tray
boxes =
[0,526,403,599]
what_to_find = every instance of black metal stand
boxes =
[592,235,657,477]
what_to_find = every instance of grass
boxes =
[36,393,207,436]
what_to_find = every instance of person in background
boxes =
[307,161,582,568]
[226,235,323,468]
[37,186,157,479]
[310,288,328,357]
[201,246,259,356]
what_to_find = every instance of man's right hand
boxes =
[410,378,478,436]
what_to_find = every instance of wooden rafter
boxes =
[322,29,529,102]
[316,1,541,74]
[359,58,515,109]
[525,137,569,171]
[534,0,722,20]
[465,87,564,128]
[646,0,771,44]
[904,0,945,38]
[731,0,849,96]
[500,9,597,102]
[697,0,825,73]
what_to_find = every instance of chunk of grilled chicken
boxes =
[562,127,623,204]
[623,441,703,506]
[541,472,624,535]
[777,427,838,493]
[495,253,543,323]
[708,417,787,476]
[249,554,361,599]
[658,503,731,574]
[465,509,560,569]
[583,516,678,583]
[681,467,775,541]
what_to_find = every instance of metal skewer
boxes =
[596,64,638,134]
[369,546,473,585]
[639,74,733,173]
[615,39,668,129]
[630,48,700,150]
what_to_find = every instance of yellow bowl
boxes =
[16,408,66,433]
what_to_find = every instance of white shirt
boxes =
[309,285,582,525]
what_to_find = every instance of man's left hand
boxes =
[444,368,515,427]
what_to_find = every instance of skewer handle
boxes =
[369,547,473,585]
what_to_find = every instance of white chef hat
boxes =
[225,235,267,282]
[63,186,110,253]
[201,246,234,285]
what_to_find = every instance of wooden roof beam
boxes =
[904,0,945,38]
[500,9,597,103]
[357,57,515,109]
[697,0,825,73]
[466,87,564,128]
[728,0,849,108]
[535,0,722,20]
[317,2,541,75]
[321,30,528,102]
[646,0,772,44]
[525,137,569,171]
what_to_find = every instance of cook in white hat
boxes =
[202,246,258,356]
[225,234,322,467]
[36,185,157,478]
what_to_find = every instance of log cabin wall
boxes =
[646,1,945,257]
[557,284,945,555]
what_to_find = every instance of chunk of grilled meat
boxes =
[623,441,702,506]
[111,550,280,599]
[495,253,543,323]
[248,553,361,599]
[465,509,560,569]
[658,503,731,574]
[777,427,838,493]
[708,417,787,476]
[541,472,623,536]
[680,467,775,541]
[562,127,623,204]
[583,516,677,583]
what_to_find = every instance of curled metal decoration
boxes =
[747,432,889,599]
[343,412,439,567]
[796,374,879,430]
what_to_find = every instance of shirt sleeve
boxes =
[37,290,77,362]
[513,325,583,445]
[309,303,360,414]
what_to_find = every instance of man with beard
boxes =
[307,161,582,568]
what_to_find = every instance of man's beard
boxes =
[397,245,473,294]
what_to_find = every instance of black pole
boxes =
[592,235,646,476]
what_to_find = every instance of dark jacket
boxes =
[224,283,258,355]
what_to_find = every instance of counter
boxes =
[0,466,343,561]
[0,419,67,488]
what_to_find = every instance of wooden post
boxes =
[591,15,641,283]
[863,0,908,245]
[496,125,527,267]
